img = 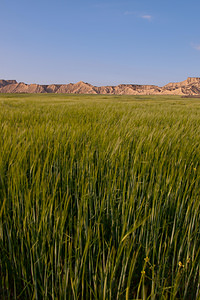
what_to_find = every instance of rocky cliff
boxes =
[0,77,200,95]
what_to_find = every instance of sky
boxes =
[1,0,200,86]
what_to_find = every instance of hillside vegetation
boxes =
[0,94,200,299]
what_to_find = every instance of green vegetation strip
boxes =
[0,94,200,299]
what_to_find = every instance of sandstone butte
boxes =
[0,77,200,95]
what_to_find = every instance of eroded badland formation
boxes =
[1,77,200,95]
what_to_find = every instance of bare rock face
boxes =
[45,84,61,93]
[0,80,17,88]
[0,82,46,93]
[162,77,200,95]
[56,81,98,94]
[0,77,200,95]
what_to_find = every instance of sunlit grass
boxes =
[0,94,200,299]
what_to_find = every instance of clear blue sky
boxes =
[1,0,200,86]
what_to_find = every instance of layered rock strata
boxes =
[0,77,200,95]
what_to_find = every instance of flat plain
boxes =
[0,94,200,299]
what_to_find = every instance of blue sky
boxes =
[1,0,200,86]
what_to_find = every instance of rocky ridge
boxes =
[0,77,200,95]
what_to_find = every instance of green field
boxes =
[0,94,200,299]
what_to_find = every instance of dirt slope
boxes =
[0,77,200,95]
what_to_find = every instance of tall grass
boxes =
[0,94,200,299]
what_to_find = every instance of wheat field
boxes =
[0,94,200,299]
